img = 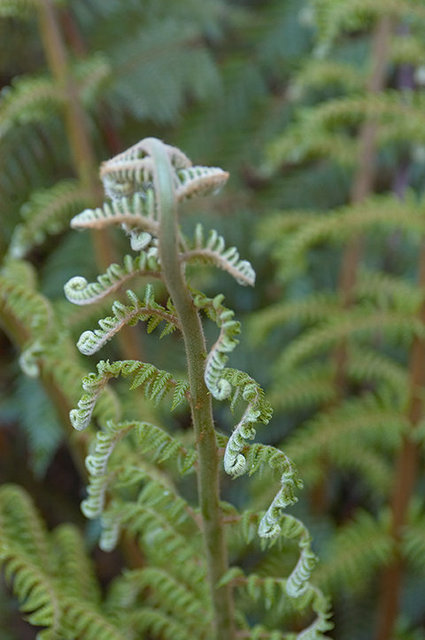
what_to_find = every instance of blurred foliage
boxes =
[1,0,425,638]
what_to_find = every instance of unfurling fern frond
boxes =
[70,358,188,430]
[71,191,158,234]
[99,137,190,198]
[64,250,161,305]
[195,292,241,400]
[76,286,179,356]
[8,180,91,258]
[174,166,229,201]
[183,224,255,286]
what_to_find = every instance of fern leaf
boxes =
[70,359,187,430]
[175,165,229,200]
[270,194,425,278]
[315,511,392,593]
[278,308,425,371]
[0,74,60,140]
[51,525,101,604]
[250,293,339,344]
[76,287,179,356]
[127,567,211,632]
[0,548,61,635]
[8,180,91,258]
[183,223,255,286]
[193,291,241,400]
[64,250,161,305]
[71,191,158,234]
[99,137,191,200]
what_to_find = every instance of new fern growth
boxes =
[54,138,330,640]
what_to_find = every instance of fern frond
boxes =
[175,165,229,200]
[99,137,191,200]
[313,0,425,49]
[0,547,61,636]
[245,443,303,542]
[128,606,194,640]
[70,358,187,430]
[291,59,363,97]
[61,597,125,640]
[278,308,424,371]
[0,260,52,337]
[285,395,407,479]
[51,524,101,604]
[250,294,339,344]
[64,250,161,305]
[355,269,423,313]
[76,286,180,356]
[182,223,255,286]
[193,292,241,400]
[403,514,425,572]
[8,180,91,258]
[0,485,50,567]
[128,567,211,633]
[269,363,336,412]
[315,511,392,593]
[71,191,158,234]
[269,195,425,278]
[0,74,60,140]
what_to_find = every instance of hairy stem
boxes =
[150,138,235,640]
[375,240,425,639]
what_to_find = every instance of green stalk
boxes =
[148,138,235,640]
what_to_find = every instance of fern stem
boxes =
[334,15,393,390]
[375,240,425,640]
[149,138,235,640]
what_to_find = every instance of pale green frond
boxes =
[70,358,186,430]
[99,137,190,200]
[64,250,161,306]
[51,525,101,604]
[71,191,157,234]
[174,165,229,200]
[128,567,212,632]
[183,223,255,286]
[75,287,179,356]
[193,291,241,400]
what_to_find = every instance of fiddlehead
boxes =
[76,286,180,356]
[64,250,161,306]
[66,137,328,640]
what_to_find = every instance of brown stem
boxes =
[334,16,394,392]
[37,0,143,361]
[309,17,395,515]
[375,241,425,639]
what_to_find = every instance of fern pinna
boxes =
[0,138,332,640]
